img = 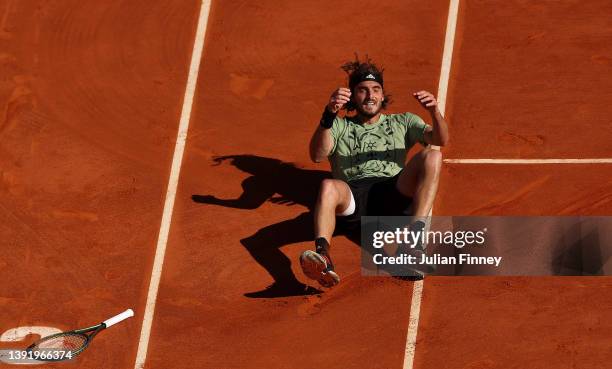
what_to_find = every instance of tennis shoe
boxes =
[300,250,340,288]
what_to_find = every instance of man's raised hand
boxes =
[413,90,439,113]
[328,87,352,113]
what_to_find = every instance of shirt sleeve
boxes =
[404,113,429,147]
[328,115,347,156]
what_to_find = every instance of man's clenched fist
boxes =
[327,87,352,113]
[413,90,439,113]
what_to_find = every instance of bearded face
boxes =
[352,81,384,118]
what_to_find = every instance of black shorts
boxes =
[337,171,413,231]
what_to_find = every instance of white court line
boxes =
[403,1,460,369]
[133,1,212,368]
[434,0,459,118]
[444,158,612,164]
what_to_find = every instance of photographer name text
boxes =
[373,253,502,267]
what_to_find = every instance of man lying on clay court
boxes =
[300,56,449,288]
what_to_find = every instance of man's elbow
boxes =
[309,150,321,163]
[310,148,330,163]
[438,136,449,147]
[310,154,325,163]
[434,132,450,147]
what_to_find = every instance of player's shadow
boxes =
[191,154,361,298]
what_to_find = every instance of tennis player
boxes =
[300,56,449,287]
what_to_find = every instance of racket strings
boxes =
[31,333,88,354]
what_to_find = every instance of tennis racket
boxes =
[26,308,134,362]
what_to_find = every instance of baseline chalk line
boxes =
[134,1,212,368]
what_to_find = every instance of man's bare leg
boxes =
[301,179,353,287]
[393,148,443,277]
[314,179,353,242]
[378,148,442,280]
[396,147,443,217]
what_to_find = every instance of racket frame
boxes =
[25,309,133,362]
[25,323,104,361]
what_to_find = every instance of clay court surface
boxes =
[1,0,611,368]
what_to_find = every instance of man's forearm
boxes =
[430,108,449,146]
[309,125,334,162]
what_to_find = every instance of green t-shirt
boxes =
[328,112,428,182]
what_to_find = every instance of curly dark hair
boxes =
[340,54,392,112]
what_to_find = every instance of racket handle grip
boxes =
[104,309,135,328]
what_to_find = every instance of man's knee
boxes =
[319,179,341,204]
[423,149,442,172]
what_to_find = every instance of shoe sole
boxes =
[300,250,340,288]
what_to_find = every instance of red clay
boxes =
[144,0,449,368]
[1,0,611,368]
[0,0,199,367]
[416,277,612,369]
[417,1,612,368]
[436,165,612,216]
[444,0,612,159]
